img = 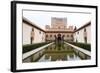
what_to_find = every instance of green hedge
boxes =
[67,42,91,51]
[23,42,50,53]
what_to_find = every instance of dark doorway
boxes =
[84,37,87,43]
[30,37,33,44]
[57,33,61,43]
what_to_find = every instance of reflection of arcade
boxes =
[23,43,91,62]
[44,43,90,61]
[45,43,74,53]
[44,44,76,61]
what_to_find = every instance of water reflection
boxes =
[23,43,91,63]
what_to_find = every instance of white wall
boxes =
[34,28,45,43]
[23,22,32,44]
[74,25,91,44]
[87,25,91,43]
[74,29,84,43]
[23,22,45,45]
[0,0,100,73]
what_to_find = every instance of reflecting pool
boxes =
[23,43,91,63]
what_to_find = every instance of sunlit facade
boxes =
[23,17,91,45]
[74,22,91,44]
[45,17,74,42]
[23,18,45,45]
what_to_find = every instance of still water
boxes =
[23,43,91,63]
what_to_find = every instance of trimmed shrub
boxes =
[23,42,50,53]
[67,42,91,51]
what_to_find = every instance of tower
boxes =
[51,17,67,29]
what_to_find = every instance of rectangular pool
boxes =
[23,43,91,63]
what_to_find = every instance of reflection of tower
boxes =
[51,17,67,29]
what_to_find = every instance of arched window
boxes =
[67,34,69,37]
[84,28,86,32]
[71,34,73,37]
[46,34,48,37]
[63,35,65,37]
[50,35,52,37]
[54,35,56,37]
[32,28,34,31]
[77,32,79,34]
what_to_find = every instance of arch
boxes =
[57,33,62,42]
